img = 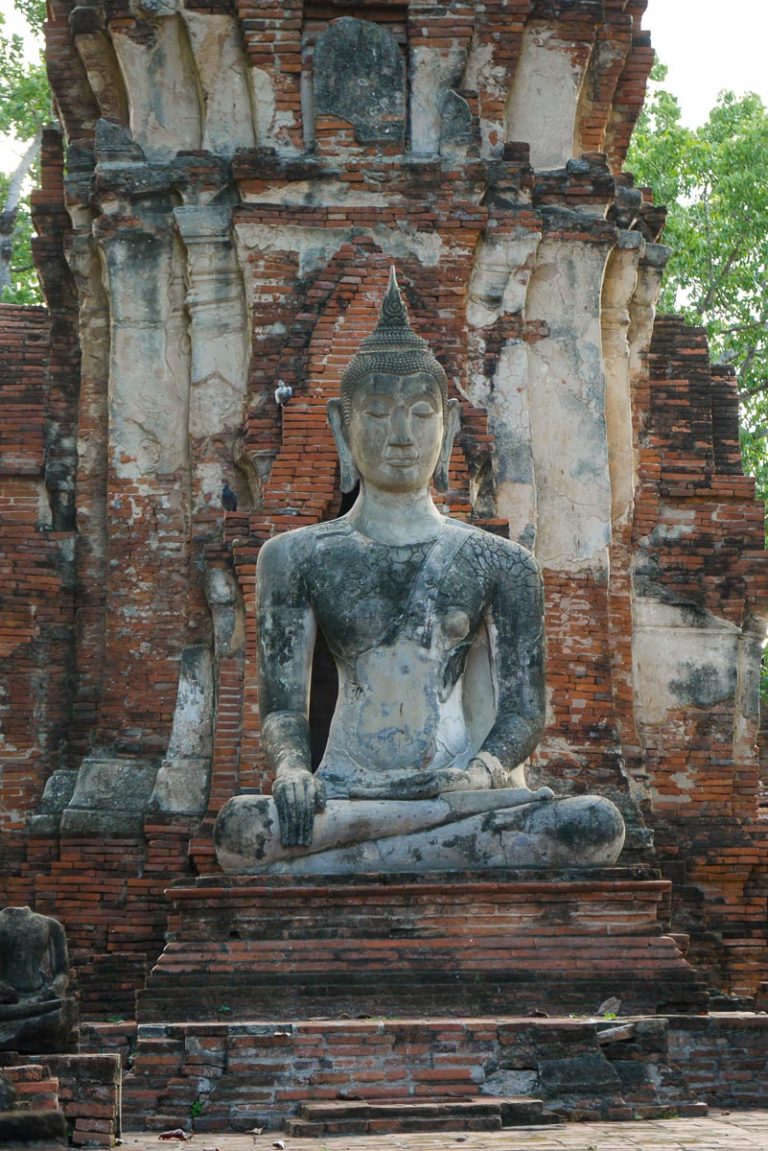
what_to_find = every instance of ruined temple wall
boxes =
[0,304,68,875]
[0,126,83,869]
[1,0,767,1002]
[628,316,768,993]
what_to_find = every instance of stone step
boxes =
[285,1115,502,1136]
[299,1095,552,1122]
[299,1098,503,1120]
[284,1095,558,1135]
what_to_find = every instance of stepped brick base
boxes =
[110,1012,768,1134]
[139,870,706,1021]
[122,1014,692,1132]
[125,870,713,1133]
[33,1056,121,1148]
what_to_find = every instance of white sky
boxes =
[2,0,768,168]
[644,0,768,126]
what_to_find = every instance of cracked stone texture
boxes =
[314,17,405,145]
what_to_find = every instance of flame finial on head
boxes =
[338,266,448,421]
[378,266,410,330]
[354,266,424,353]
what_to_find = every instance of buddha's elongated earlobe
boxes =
[434,398,460,492]
[328,398,360,493]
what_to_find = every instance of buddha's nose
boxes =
[388,407,413,444]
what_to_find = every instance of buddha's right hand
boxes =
[272,769,327,847]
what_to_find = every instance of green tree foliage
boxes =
[0,0,49,304]
[626,63,768,507]
[628,64,768,696]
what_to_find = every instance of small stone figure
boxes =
[215,270,625,874]
[221,482,238,512]
[0,907,78,1053]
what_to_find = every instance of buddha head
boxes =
[328,268,460,494]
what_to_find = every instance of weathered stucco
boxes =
[182,12,256,156]
[525,235,613,571]
[602,237,641,531]
[100,221,190,479]
[409,46,467,157]
[506,27,586,169]
[633,600,740,729]
[112,16,203,160]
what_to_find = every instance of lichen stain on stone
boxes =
[313,17,405,145]
[669,662,737,710]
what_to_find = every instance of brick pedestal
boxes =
[139,870,706,1022]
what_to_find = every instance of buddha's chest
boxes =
[0,919,47,988]
[306,541,485,658]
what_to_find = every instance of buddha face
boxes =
[346,372,444,493]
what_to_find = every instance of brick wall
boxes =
[630,315,768,993]
[0,304,74,876]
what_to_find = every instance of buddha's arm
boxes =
[473,544,546,786]
[256,534,326,846]
[47,918,69,997]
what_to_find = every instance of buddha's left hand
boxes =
[51,974,69,997]
[272,768,327,847]
[434,759,497,792]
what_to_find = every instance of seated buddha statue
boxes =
[0,906,78,1053]
[214,270,625,874]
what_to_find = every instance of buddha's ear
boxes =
[434,398,460,492]
[328,398,360,493]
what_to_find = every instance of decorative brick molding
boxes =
[138,871,705,1022]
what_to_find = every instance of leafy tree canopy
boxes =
[0,0,47,139]
[0,0,48,304]
[626,62,768,504]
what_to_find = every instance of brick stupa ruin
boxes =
[2,0,768,1136]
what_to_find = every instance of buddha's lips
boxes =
[385,453,418,465]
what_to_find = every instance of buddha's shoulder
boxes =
[451,521,540,585]
[257,519,355,568]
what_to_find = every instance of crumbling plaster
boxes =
[524,234,613,571]
[506,27,588,170]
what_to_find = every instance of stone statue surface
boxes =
[0,906,78,1053]
[215,271,625,874]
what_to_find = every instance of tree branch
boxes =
[1,131,41,218]
[739,378,768,403]
[692,246,740,318]
[0,133,41,294]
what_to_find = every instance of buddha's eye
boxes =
[365,402,390,418]
[411,402,436,418]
